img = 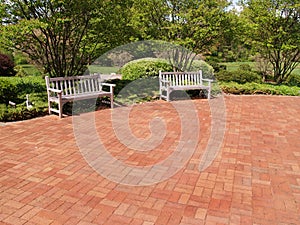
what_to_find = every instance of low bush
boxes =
[0,79,17,104]
[0,104,48,122]
[0,76,48,122]
[14,65,29,77]
[208,61,227,73]
[104,78,159,105]
[215,67,261,84]
[286,73,300,87]
[220,82,300,96]
[14,52,29,65]
[189,60,214,79]
[120,58,173,80]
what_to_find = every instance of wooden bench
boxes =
[45,74,115,118]
[159,70,213,101]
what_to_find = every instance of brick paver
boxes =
[1,96,300,224]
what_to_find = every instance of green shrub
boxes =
[0,104,47,122]
[0,76,48,121]
[220,82,300,96]
[14,65,29,77]
[286,73,300,87]
[215,68,261,84]
[14,53,29,65]
[208,61,227,73]
[0,79,17,104]
[104,78,159,105]
[120,58,173,80]
[238,64,252,72]
[189,60,214,79]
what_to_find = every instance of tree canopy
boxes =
[242,0,300,83]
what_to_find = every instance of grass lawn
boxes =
[20,64,43,76]
[88,65,120,74]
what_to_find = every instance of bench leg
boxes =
[58,103,63,118]
[58,97,63,118]
[48,101,51,115]
[110,94,114,109]
[167,88,170,102]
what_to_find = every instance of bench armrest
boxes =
[101,83,115,93]
[47,88,62,94]
[202,78,214,83]
[101,83,116,87]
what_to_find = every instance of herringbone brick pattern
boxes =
[1,96,300,224]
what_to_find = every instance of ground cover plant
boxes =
[0,75,48,122]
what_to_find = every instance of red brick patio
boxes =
[1,96,300,225]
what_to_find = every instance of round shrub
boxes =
[215,69,261,84]
[233,70,261,84]
[120,58,173,80]
[0,53,16,76]
[286,73,300,87]
[189,60,214,79]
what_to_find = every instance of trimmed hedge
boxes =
[120,58,173,80]
[215,64,261,84]
[0,79,17,105]
[220,82,300,96]
[0,76,48,122]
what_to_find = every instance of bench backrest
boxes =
[45,74,102,96]
[159,71,203,86]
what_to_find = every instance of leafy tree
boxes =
[129,0,228,70]
[242,0,300,83]
[212,10,252,62]
[0,0,133,77]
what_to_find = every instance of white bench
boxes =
[159,70,213,101]
[45,74,115,118]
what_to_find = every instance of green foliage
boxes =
[102,78,159,105]
[242,0,300,83]
[14,52,28,65]
[129,0,228,54]
[286,74,300,87]
[220,82,300,96]
[0,104,47,122]
[0,79,17,104]
[0,76,47,121]
[1,0,133,77]
[215,66,261,84]
[14,65,28,77]
[189,60,214,79]
[208,61,226,73]
[120,58,173,80]
[21,64,42,77]
[0,53,15,76]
